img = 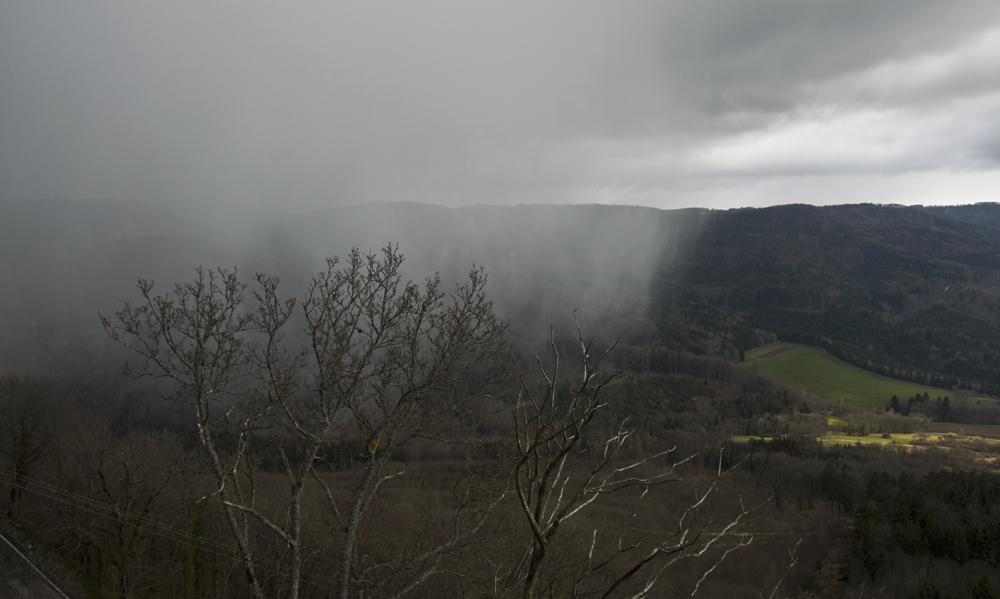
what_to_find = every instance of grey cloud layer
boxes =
[2,1,999,211]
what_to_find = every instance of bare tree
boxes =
[86,429,179,599]
[102,246,510,599]
[101,265,271,596]
[501,321,760,599]
[0,375,58,520]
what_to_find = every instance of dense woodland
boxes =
[6,342,1000,598]
[5,201,1000,597]
[650,204,1000,396]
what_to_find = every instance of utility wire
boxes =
[0,467,343,590]
[0,527,73,599]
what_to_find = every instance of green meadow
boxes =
[732,432,952,446]
[927,423,1000,440]
[733,432,1000,449]
[743,342,976,410]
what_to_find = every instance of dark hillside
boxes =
[652,204,1000,394]
[917,202,1000,231]
[5,199,1000,405]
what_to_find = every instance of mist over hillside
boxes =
[7,199,1000,399]
[0,200,233,373]
[238,202,706,345]
[0,200,699,375]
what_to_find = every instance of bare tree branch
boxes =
[103,248,511,599]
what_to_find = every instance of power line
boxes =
[0,467,343,590]
[0,527,74,599]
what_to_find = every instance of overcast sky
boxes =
[3,1,1000,214]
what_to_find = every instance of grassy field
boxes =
[818,433,944,447]
[733,432,1000,449]
[927,423,1000,440]
[743,342,979,410]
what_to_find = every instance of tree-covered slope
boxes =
[916,202,1000,231]
[6,198,1000,399]
[652,204,1000,394]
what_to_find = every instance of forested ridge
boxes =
[8,199,1000,400]
[651,203,1000,396]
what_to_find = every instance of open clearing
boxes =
[733,432,1000,449]
[742,342,983,410]
[731,433,945,445]
[926,423,1000,440]
[818,433,947,447]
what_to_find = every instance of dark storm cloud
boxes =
[2,1,1000,211]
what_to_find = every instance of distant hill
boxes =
[0,199,233,369]
[5,199,1000,402]
[915,202,1000,230]
[652,203,1000,394]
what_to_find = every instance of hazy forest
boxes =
[5,200,1000,598]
